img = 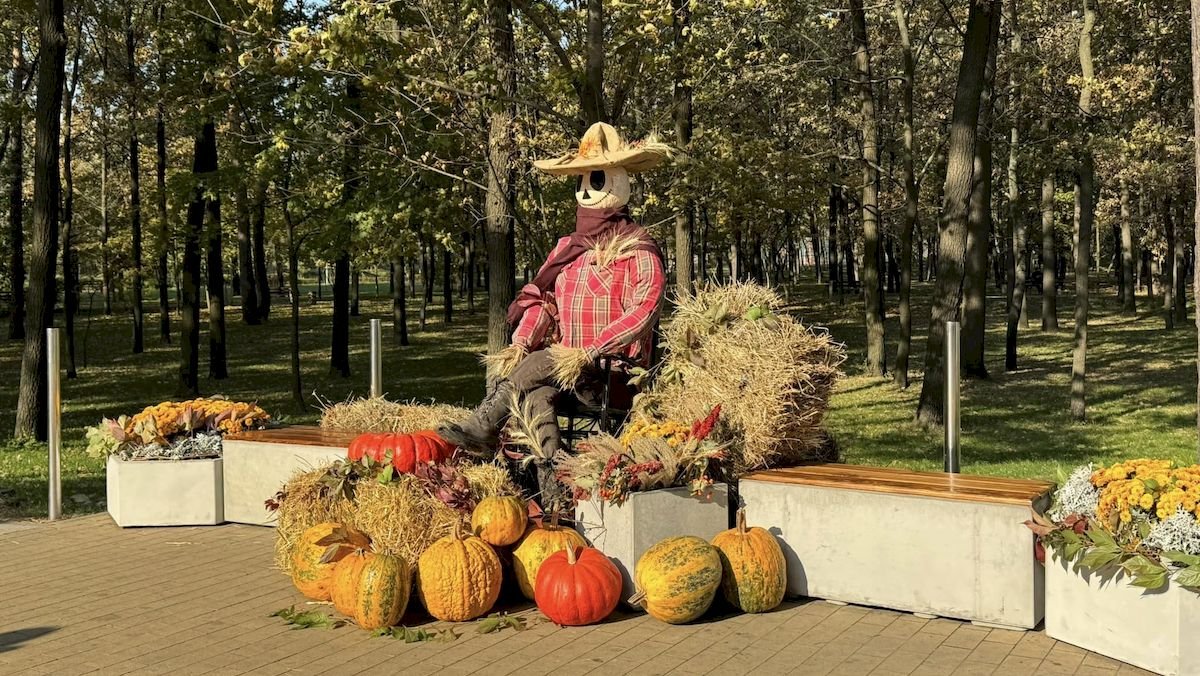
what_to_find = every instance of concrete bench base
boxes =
[1047,554,1199,675]
[576,484,729,605]
[106,456,224,527]
[740,465,1052,629]
[221,427,357,526]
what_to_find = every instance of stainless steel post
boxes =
[47,327,62,520]
[944,320,961,474]
[369,318,383,398]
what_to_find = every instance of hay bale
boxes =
[319,397,469,434]
[644,282,845,473]
[272,465,357,575]
[461,462,522,501]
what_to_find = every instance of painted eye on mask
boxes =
[589,170,606,190]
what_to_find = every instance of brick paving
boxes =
[0,515,1154,676]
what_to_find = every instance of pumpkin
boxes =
[346,430,456,473]
[534,545,622,626]
[416,522,502,621]
[710,508,786,613]
[471,496,528,547]
[331,550,372,616]
[511,512,588,599]
[629,535,722,624]
[352,553,412,630]
[290,523,370,601]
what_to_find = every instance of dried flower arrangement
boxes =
[86,398,270,460]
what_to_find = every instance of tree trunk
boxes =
[1040,169,1059,330]
[6,43,25,341]
[916,0,999,426]
[155,2,170,342]
[101,141,112,315]
[234,174,259,324]
[205,184,227,380]
[672,0,693,296]
[962,11,1000,379]
[252,184,270,319]
[282,184,303,409]
[1175,195,1188,322]
[442,246,452,324]
[850,0,886,377]
[62,28,80,378]
[1004,0,1025,372]
[1165,197,1177,330]
[1070,0,1095,421]
[179,123,211,394]
[393,257,408,346]
[1120,179,1136,314]
[14,0,66,440]
[893,0,918,388]
[1191,0,1200,451]
[330,82,359,378]
[351,267,360,316]
[126,3,144,354]
[581,0,605,124]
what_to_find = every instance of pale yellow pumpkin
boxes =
[511,513,588,599]
[630,535,722,624]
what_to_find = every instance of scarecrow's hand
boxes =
[549,345,592,389]
[482,344,527,379]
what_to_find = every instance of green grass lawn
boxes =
[1,276,1198,520]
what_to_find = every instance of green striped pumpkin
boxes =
[630,535,722,624]
[711,508,786,613]
[353,553,412,630]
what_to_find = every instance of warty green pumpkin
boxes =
[711,508,786,613]
[629,535,722,624]
[352,552,413,630]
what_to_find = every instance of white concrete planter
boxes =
[221,436,347,526]
[575,484,729,604]
[740,472,1049,629]
[1046,553,1200,675]
[106,456,224,527]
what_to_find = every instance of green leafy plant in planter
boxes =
[1028,460,1200,591]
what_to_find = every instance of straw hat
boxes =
[533,122,670,175]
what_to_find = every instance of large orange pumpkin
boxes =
[511,512,588,600]
[330,550,372,617]
[710,508,786,613]
[346,430,456,473]
[416,522,502,621]
[535,546,622,626]
[291,523,370,601]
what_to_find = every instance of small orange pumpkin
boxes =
[471,496,528,547]
[511,512,588,600]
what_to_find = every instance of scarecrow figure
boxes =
[438,123,668,508]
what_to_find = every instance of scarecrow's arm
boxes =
[585,250,665,358]
[511,237,570,349]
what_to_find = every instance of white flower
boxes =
[1144,508,1200,556]
[1050,464,1099,522]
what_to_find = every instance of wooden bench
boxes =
[222,426,358,526]
[740,463,1054,629]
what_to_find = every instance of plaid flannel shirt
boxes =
[511,236,665,365]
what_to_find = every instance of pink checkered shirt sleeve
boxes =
[511,237,570,349]
[585,250,665,357]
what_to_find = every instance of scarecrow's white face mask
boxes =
[575,167,630,210]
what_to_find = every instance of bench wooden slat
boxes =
[225,425,359,448]
[741,463,1053,506]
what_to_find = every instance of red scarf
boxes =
[507,206,661,326]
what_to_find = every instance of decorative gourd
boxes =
[471,496,528,547]
[331,550,372,616]
[346,430,456,473]
[416,522,502,621]
[710,508,786,613]
[629,535,722,624]
[511,512,588,599]
[352,553,413,630]
[534,546,622,626]
[291,523,370,601]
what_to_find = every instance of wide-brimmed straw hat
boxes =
[533,122,670,175]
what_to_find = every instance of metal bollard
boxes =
[369,318,383,399]
[944,320,961,474]
[47,327,62,520]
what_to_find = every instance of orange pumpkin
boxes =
[290,523,370,601]
[511,512,588,600]
[535,546,622,626]
[471,496,528,547]
[346,430,456,473]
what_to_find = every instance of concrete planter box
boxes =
[106,456,224,527]
[740,465,1052,629]
[576,484,729,604]
[1046,553,1200,675]
[221,427,354,526]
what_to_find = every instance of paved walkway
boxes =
[0,515,1151,676]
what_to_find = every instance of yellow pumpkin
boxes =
[416,522,502,621]
[471,496,528,547]
[353,553,412,630]
[511,513,588,599]
[290,523,369,601]
[330,550,372,616]
[630,535,722,624]
[711,508,787,613]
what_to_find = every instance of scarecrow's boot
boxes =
[437,380,514,457]
[526,385,566,511]
[536,460,565,514]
